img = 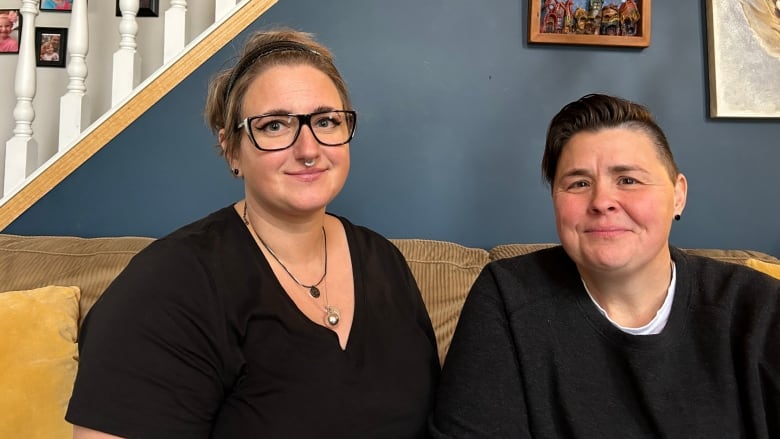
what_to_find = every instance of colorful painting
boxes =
[706,0,780,117]
[529,0,651,47]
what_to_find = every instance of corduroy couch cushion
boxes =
[390,239,489,363]
[0,234,154,327]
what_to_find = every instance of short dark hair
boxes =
[541,93,679,188]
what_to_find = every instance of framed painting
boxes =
[528,0,651,48]
[35,27,67,68]
[116,0,159,17]
[706,0,780,117]
[0,9,21,54]
[40,0,74,12]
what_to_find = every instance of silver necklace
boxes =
[242,203,340,326]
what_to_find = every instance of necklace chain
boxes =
[242,203,339,326]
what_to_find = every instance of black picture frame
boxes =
[40,0,74,12]
[116,0,159,18]
[0,9,22,54]
[35,27,68,68]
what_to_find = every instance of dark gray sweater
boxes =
[430,246,780,438]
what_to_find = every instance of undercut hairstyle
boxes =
[541,93,680,189]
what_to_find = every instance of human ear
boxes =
[673,173,688,217]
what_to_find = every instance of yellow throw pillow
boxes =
[0,286,80,439]
[745,258,780,279]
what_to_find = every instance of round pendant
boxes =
[309,286,320,298]
[325,306,340,326]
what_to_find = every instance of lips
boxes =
[287,168,324,182]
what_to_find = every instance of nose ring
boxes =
[304,159,315,168]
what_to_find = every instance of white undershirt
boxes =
[582,262,677,335]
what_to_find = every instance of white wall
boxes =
[0,0,215,175]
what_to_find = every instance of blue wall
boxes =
[6,1,780,257]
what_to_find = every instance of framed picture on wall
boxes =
[35,27,68,68]
[0,9,21,54]
[40,0,74,12]
[116,0,159,17]
[705,0,780,117]
[528,0,651,48]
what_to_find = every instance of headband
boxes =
[223,40,322,107]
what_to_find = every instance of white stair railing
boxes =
[1,0,278,225]
[112,0,141,106]
[3,0,39,196]
[164,1,188,63]
[59,0,89,150]
[216,0,239,19]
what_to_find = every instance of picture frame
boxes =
[0,9,21,54]
[40,0,74,12]
[116,0,159,18]
[705,0,780,118]
[35,27,67,68]
[528,0,651,48]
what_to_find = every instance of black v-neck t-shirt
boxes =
[67,206,439,438]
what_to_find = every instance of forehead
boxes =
[242,64,341,113]
[560,127,661,166]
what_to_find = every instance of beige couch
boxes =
[2,233,779,437]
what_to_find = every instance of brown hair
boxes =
[204,28,353,163]
[541,93,679,188]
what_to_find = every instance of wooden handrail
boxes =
[0,0,277,231]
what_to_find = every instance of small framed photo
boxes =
[116,0,159,17]
[528,0,651,48]
[0,9,21,54]
[40,0,74,12]
[35,27,67,68]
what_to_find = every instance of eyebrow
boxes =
[557,165,650,180]
[248,105,338,117]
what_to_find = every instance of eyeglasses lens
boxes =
[248,111,354,150]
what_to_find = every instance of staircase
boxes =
[0,0,277,231]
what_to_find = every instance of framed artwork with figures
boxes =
[528,0,651,48]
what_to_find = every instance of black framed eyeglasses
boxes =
[237,110,357,151]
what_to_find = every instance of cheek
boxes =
[553,195,582,226]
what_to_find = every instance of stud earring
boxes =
[232,168,239,176]
[674,214,681,221]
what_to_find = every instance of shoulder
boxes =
[672,247,780,308]
[329,213,404,259]
[474,245,580,309]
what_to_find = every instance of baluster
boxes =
[215,0,238,20]
[3,0,39,196]
[111,0,141,106]
[164,0,187,62]
[59,0,89,150]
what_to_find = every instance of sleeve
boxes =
[66,239,232,439]
[429,263,531,438]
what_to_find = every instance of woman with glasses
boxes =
[67,29,438,438]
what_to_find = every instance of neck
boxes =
[580,252,673,327]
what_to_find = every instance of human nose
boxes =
[291,118,320,158]
[588,182,618,214]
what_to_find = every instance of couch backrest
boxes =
[0,234,154,327]
[2,233,778,364]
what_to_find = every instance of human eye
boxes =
[252,116,292,137]
[560,179,590,192]
[313,112,343,130]
[617,176,639,185]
